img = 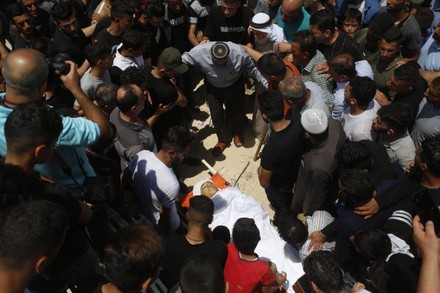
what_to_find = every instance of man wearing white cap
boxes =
[182,41,268,156]
[291,109,345,217]
[249,12,286,52]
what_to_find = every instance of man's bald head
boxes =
[281,0,303,23]
[3,48,48,98]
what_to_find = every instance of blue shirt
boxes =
[418,35,440,71]
[0,93,100,196]
[275,7,310,42]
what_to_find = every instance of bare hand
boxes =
[196,30,204,42]
[405,160,415,176]
[277,42,292,53]
[355,198,379,219]
[413,215,440,260]
[308,230,326,251]
[316,62,329,75]
[374,90,391,107]
[352,282,365,292]
[60,60,81,92]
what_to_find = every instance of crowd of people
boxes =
[0,0,440,292]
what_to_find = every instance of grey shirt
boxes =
[410,98,440,148]
[110,108,157,169]
[181,41,268,88]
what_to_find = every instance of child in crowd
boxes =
[342,8,362,37]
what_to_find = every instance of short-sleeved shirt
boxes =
[275,7,310,42]
[188,0,213,30]
[0,93,99,196]
[110,108,156,169]
[260,120,303,189]
[53,28,90,66]
[395,14,421,58]
[341,99,381,142]
[224,243,276,293]
[380,131,416,170]
[166,3,192,53]
[318,31,364,62]
[129,150,180,230]
[418,35,440,71]
[203,6,253,45]
[80,68,111,100]
[410,98,440,148]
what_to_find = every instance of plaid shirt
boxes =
[301,50,334,106]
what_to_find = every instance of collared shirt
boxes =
[301,50,334,106]
[418,35,440,71]
[182,41,268,88]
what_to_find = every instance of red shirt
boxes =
[224,243,276,293]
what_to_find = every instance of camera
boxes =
[47,53,71,76]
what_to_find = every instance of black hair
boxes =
[277,216,308,250]
[0,200,69,270]
[51,2,74,22]
[257,53,286,77]
[116,84,139,113]
[303,251,344,293]
[111,1,134,19]
[431,76,440,88]
[349,76,376,107]
[104,223,163,291]
[338,141,373,170]
[258,90,284,122]
[310,9,336,34]
[0,163,46,210]
[376,103,412,135]
[144,0,165,17]
[6,2,27,18]
[369,261,418,293]
[328,52,357,79]
[353,230,391,261]
[232,217,260,255]
[420,135,440,177]
[291,30,317,57]
[188,196,214,226]
[85,41,112,67]
[121,29,149,50]
[393,62,420,88]
[414,7,434,32]
[120,66,149,87]
[95,83,118,108]
[340,169,375,204]
[5,103,62,156]
[382,27,403,45]
[179,252,226,293]
[161,126,194,152]
[343,8,362,24]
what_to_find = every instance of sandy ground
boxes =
[176,85,275,219]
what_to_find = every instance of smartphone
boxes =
[415,190,440,236]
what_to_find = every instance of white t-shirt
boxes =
[341,99,381,142]
[381,131,416,170]
[129,150,180,230]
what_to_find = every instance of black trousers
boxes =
[205,77,246,143]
